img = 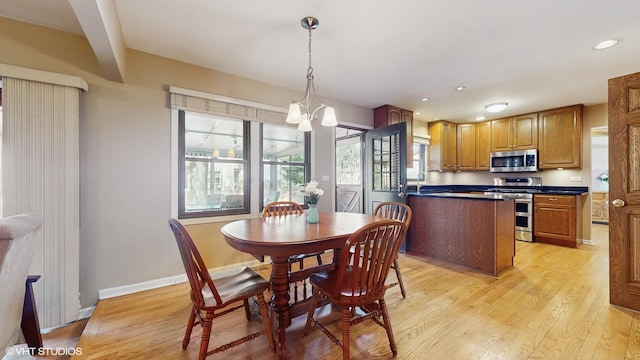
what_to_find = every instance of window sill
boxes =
[178,213,261,225]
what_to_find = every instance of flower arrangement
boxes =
[596,171,609,182]
[301,180,324,204]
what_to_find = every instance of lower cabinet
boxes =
[533,194,582,248]
[407,195,515,275]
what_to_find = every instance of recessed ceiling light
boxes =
[593,39,620,50]
[485,102,508,113]
[455,86,465,91]
[434,117,440,120]
[475,116,486,121]
[415,111,421,115]
[421,97,429,102]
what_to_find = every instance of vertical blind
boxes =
[2,76,82,329]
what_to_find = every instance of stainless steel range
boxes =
[485,177,542,242]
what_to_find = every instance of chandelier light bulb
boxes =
[297,119,313,132]
[286,103,302,124]
[321,106,337,126]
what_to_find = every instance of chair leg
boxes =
[243,298,251,321]
[304,287,320,335]
[198,311,214,360]
[379,298,398,356]
[393,258,407,299]
[316,253,323,265]
[342,307,351,360]
[183,306,197,349]
[256,293,276,353]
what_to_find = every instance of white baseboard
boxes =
[580,238,594,246]
[77,306,95,320]
[97,260,263,300]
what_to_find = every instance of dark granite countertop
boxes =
[410,192,522,201]
[407,184,589,197]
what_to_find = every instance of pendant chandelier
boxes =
[286,17,337,132]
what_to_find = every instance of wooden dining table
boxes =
[221,211,388,359]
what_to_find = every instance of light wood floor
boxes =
[65,224,640,359]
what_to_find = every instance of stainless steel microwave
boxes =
[490,149,538,173]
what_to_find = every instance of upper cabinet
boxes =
[475,121,492,170]
[490,113,538,152]
[428,120,457,171]
[374,105,413,167]
[538,104,583,169]
[456,123,476,171]
[456,121,491,171]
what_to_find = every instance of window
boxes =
[261,123,310,206]
[371,132,401,191]
[179,110,249,218]
[407,143,427,180]
[172,88,314,220]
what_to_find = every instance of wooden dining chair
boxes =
[262,201,325,267]
[304,219,408,359]
[373,201,412,298]
[167,219,275,360]
[263,201,325,303]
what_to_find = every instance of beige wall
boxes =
[0,17,373,307]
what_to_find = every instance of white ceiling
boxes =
[2,0,640,123]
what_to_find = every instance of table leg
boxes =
[270,256,291,360]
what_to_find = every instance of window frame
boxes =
[177,110,251,219]
[259,123,311,210]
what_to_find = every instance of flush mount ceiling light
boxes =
[421,97,429,101]
[593,39,620,50]
[455,86,465,91]
[286,16,337,132]
[485,102,508,113]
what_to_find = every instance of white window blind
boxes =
[170,86,288,125]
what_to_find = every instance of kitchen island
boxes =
[407,192,516,276]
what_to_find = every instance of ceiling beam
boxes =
[69,0,126,83]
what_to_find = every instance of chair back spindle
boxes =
[262,201,304,217]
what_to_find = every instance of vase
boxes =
[307,204,319,224]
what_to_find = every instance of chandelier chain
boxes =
[307,27,313,76]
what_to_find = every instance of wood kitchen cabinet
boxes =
[428,120,457,171]
[534,194,583,248]
[407,195,515,276]
[456,123,476,171]
[490,113,538,152]
[476,121,491,170]
[591,192,609,223]
[456,121,491,171]
[538,104,583,169]
[374,105,413,167]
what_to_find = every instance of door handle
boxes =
[398,184,406,197]
[612,199,626,208]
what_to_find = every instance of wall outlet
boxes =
[571,176,582,182]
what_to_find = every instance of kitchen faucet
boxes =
[416,171,427,191]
